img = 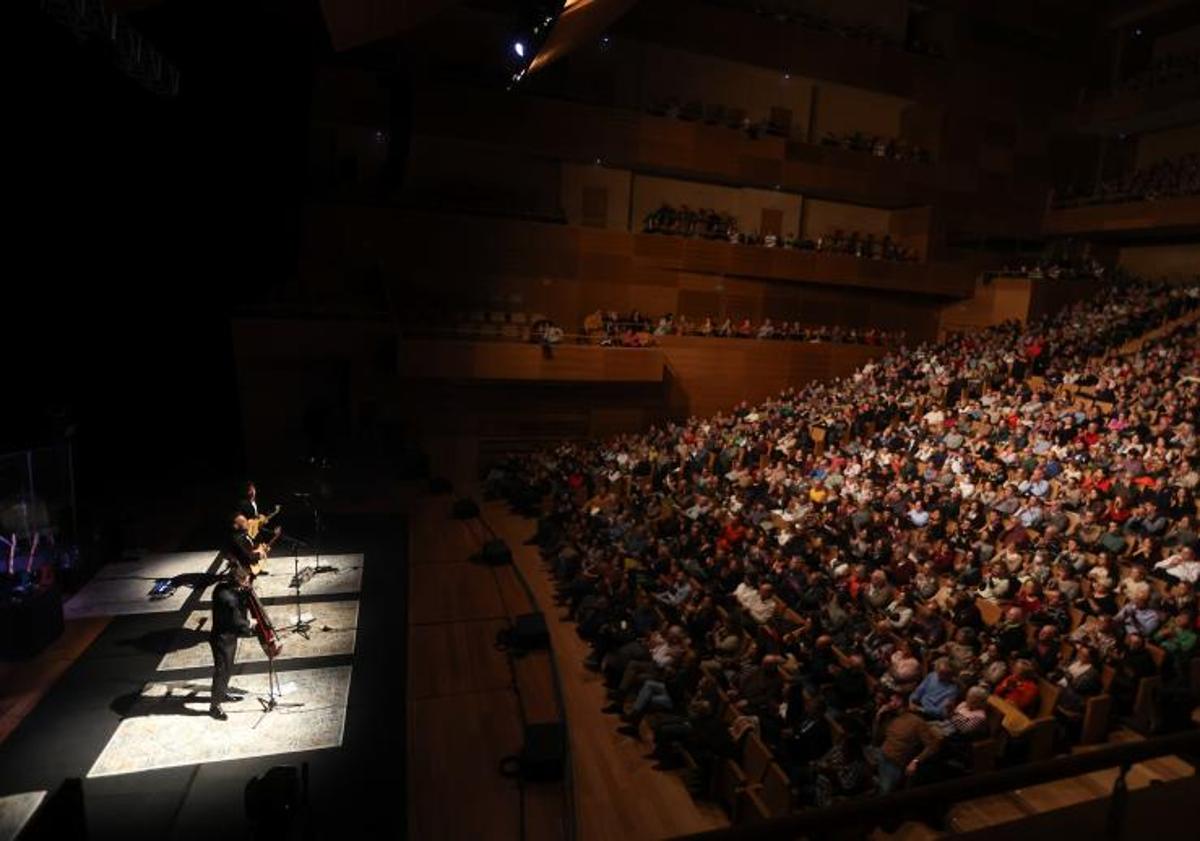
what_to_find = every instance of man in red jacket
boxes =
[994,659,1040,714]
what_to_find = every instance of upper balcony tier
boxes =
[408,88,1047,221]
[301,205,979,302]
[1043,195,1200,237]
[612,0,1077,119]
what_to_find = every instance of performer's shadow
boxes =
[117,627,210,656]
[111,683,253,718]
[168,572,221,590]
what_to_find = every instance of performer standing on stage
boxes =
[236,481,281,549]
[209,563,256,721]
[229,513,269,571]
[238,480,262,519]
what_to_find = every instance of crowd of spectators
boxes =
[583,309,903,347]
[643,204,737,240]
[488,281,1200,811]
[1113,50,1200,93]
[819,131,932,164]
[649,98,794,140]
[643,206,919,262]
[427,309,901,347]
[645,96,934,166]
[708,1,944,57]
[811,229,917,261]
[1053,153,1200,208]
[981,257,1121,283]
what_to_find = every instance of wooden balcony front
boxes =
[1043,195,1200,237]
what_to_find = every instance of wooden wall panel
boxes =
[637,45,816,138]
[406,87,1037,214]
[810,81,908,139]
[561,163,632,229]
[802,198,893,239]
[1118,244,1200,282]
[657,336,888,419]
[1043,196,1200,236]
[300,206,966,336]
[399,341,666,382]
[1135,125,1200,170]
[233,316,895,471]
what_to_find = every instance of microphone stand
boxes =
[276,525,315,640]
[305,494,323,569]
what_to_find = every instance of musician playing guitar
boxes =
[238,481,281,544]
[209,563,257,721]
[228,513,280,578]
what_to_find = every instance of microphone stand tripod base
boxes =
[257,658,304,713]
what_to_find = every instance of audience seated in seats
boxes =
[642,204,918,263]
[583,308,904,347]
[706,0,945,58]
[984,257,1131,283]
[1053,153,1199,208]
[819,130,932,163]
[488,281,1200,815]
[1113,50,1200,93]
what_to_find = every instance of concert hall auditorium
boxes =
[6,1,1200,839]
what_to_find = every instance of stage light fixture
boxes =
[504,1,567,85]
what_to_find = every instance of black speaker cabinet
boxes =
[512,612,549,650]
[520,722,565,782]
[481,538,513,566]
[0,586,64,660]
[451,497,480,519]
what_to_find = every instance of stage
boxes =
[0,513,407,841]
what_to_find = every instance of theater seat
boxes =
[760,762,792,816]
[715,758,749,817]
[740,733,772,784]
[735,787,771,825]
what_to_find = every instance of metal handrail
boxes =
[669,729,1200,841]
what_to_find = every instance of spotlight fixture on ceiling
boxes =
[506,1,567,86]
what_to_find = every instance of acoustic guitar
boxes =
[245,526,283,577]
[246,504,281,540]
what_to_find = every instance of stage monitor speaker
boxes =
[481,538,512,566]
[500,722,565,782]
[245,763,308,839]
[521,721,565,781]
[0,586,64,659]
[513,612,549,650]
[451,497,479,519]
